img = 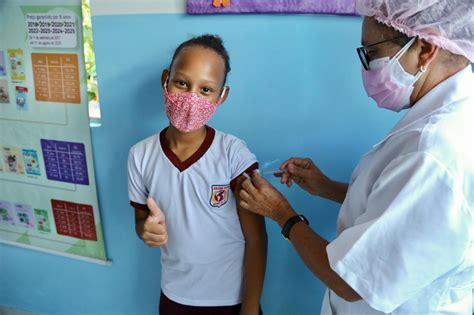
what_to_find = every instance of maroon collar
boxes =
[160,126,216,172]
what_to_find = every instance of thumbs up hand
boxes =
[137,197,168,247]
[146,197,165,224]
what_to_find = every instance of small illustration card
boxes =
[14,203,35,229]
[22,149,41,176]
[0,201,16,226]
[3,146,25,174]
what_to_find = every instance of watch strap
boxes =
[281,214,309,240]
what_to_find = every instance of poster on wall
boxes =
[187,0,358,15]
[0,0,109,265]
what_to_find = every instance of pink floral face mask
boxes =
[163,81,226,132]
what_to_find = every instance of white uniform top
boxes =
[128,127,258,307]
[322,66,474,314]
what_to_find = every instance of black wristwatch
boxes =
[281,215,309,241]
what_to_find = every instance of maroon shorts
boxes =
[159,291,263,315]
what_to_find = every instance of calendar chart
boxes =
[32,53,81,104]
[51,199,97,241]
[41,139,89,185]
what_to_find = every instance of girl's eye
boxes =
[202,87,212,93]
[176,80,187,87]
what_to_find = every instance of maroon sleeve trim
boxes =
[130,201,149,211]
[230,162,259,191]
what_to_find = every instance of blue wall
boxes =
[1,13,402,315]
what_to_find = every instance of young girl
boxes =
[128,35,266,315]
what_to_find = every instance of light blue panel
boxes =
[1,13,403,315]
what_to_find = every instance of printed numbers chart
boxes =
[51,199,97,241]
[32,53,81,103]
[41,139,89,185]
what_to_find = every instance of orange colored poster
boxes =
[32,53,80,104]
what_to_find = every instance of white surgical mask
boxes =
[362,37,427,112]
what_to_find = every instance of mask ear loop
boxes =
[392,36,427,85]
[217,86,227,105]
[220,86,227,99]
[393,36,417,61]
[411,64,428,85]
[163,76,169,90]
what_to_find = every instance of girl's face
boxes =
[162,46,228,104]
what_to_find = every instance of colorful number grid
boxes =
[41,139,89,185]
[32,53,80,103]
[51,199,97,241]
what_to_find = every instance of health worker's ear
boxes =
[415,38,439,69]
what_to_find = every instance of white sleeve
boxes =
[127,149,148,205]
[229,138,258,185]
[326,152,471,313]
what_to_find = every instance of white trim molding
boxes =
[0,240,113,266]
[91,0,186,16]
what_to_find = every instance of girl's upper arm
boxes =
[132,202,149,223]
[233,174,267,242]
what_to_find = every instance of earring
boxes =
[420,64,427,72]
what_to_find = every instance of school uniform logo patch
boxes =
[210,185,230,208]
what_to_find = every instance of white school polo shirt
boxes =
[322,66,473,314]
[128,127,258,307]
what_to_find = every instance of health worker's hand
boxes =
[276,157,330,196]
[239,171,296,226]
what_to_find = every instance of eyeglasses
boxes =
[357,35,412,71]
